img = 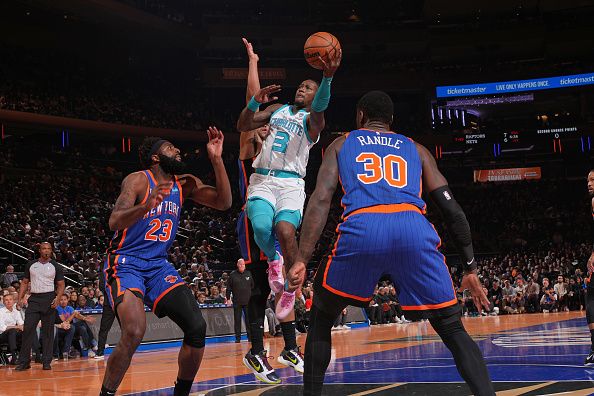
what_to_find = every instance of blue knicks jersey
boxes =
[338,129,426,216]
[108,170,183,260]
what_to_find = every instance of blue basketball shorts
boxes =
[103,253,185,314]
[314,204,459,319]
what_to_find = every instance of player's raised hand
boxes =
[319,48,342,78]
[242,38,259,62]
[145,182,173,210]
[287,261,307,291]
[253,84,281,105]
[460,270,491,313]
[207,126,225,160]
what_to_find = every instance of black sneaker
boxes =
[9,353,18,365]
[585,351,594,366]
[34,354,42,364]
[242,350,281,384]
[43,362,51,370]
[15,363,31,371]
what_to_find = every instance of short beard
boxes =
[158,154,186,175]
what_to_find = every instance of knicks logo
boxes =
[164,275,178,284]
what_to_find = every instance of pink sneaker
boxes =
[275,290,295,320]
[267,253,284,293]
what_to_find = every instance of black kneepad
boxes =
[157,285,207,348]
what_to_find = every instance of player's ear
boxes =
[356,109,364,128]
[151,153,160,165]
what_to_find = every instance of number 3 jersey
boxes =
[252,104,319,177]
[108,170,183,260]
[338,129,426,216]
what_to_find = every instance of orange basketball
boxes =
[304,32,341,70]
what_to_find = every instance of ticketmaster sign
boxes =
[436,72,594,98]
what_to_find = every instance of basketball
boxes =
[304,32,341,70]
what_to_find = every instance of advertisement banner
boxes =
[473,167,541,183]
[437,72,594,98]
[222,68,286,80]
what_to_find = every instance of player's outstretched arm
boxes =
[288,137,344,290]
[181,127,232,211]
[109,172,171,231]
[243,37,260,104]
[239,38,270,159]
[307,49,342,142]
[237,85,282,132]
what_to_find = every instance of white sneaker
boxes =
[278,347,304,374]
[275,290,295,321]
[88,350,96,358]
[400,315,411,323]
[341,325,350,330]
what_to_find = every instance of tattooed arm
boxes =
[108,172,172,231]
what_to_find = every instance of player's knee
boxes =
[183,314,207,348]
[121,322,145,345]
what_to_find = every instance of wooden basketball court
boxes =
[2,311,593,395]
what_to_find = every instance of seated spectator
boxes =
[502,279,516,311]
[73,296,98,357]
[374,287,391,324]
[54,295,76,360]
[504,292,525,314]
[540,278,557,312]
[206,286,225,304]
[94,294,105,309]
[195,292,207,305]
[525,277,540,313]
[265,293,281,336]
[68,291,79,308]
[488,280,503,314]
[0,293,24,364]
[1,265,19,288]
[554,275,569,311]
[567,277,581,310]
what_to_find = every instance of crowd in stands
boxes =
[1,133,593,367]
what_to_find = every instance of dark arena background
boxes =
[1,0,594,395]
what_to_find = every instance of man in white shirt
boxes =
[0,293,24,364]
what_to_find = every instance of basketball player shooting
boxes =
[289,91,495,396]
[235,38,305,383]
[100,128,231,396]
[236,41,342,321]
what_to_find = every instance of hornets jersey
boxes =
[252,104,319,177]
[108,170,183,260]
[338,129,426,216]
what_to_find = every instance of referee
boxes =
[15,242,65,371]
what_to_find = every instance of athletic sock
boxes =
[173,378,193,396]
[281,321,297,351]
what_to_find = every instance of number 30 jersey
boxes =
[252,104,319,177]
[108,169,183,260]
[338,129,426,216]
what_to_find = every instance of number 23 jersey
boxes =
[338,129,426,216]
[252,104,319,177]
[108,170,183,260]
